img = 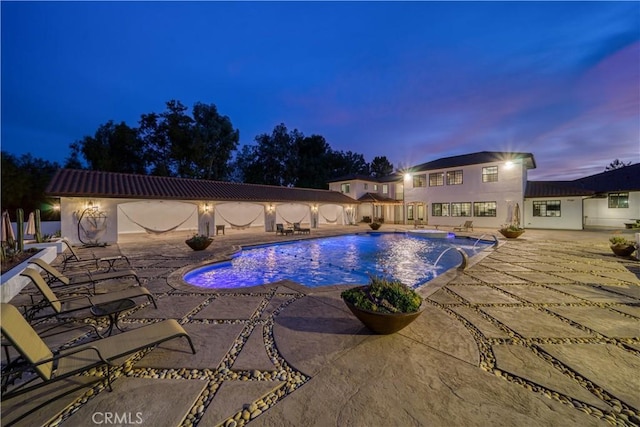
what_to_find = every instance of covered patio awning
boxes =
[357,193,403,205]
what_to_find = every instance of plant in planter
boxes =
[609,235,637,257]
[498,224,525,239]
[185,234,213,251]
[341,276,424,334]
[369,222,382,230]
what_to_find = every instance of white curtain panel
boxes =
[118,201,197,234]
[215,202,265,229]
[318,204,344,225]
[275,203,310,225]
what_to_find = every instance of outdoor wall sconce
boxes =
[404,173,411,181]
[203,203,210,213]
[312,205,318,212]
[267,204,274,213]
[86,200,99,210]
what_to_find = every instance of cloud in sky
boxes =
[1,2,638,181]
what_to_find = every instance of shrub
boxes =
[341,276,423,314]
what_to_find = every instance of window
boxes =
[407,205,414,221]
[364,183,368,190]
[482,166,498,183]
[533,200,561,217]
[446,170,463,185]
[432,203,450,217]
[451,202,472,217]
[413,174,427,187]
[373,184,378,191]
[429,172,444,186]
[608,192,629,208]
[474,201,497,217]
[382,184,389,194]
[340,183,350,193]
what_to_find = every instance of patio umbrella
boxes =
[1,210,15,245]
[514,203,521,227]
[24,212,36,236]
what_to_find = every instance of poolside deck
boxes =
[3,225,639,426]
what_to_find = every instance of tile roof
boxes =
[357,192,403,204]
[410,151,536,172]
[46,169,359,204]
[525,181,594,198]
[573,163,640,193]
[526,164,640,198]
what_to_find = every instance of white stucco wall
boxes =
[583,192,640,228]
[524,197,584,230]
[404,159,527,228]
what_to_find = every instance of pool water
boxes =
[184,233,492,289]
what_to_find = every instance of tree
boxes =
[1,151,61,220]
[291,134,334,189]
[138,100,239,179]
[239,123,302,186]
[370,156,394,177]
[70,121,146,173]
[328,150,370,178]
[191,102,239,180]
[605,159,631,171]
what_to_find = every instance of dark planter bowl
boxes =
[185,238,213,251]
[499,229,525,239]
[369,223,381,230]
[610,244,636,257]
[343,299,425,335]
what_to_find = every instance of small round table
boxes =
[90,298,136,337]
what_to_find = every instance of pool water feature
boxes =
[184,233,493,289]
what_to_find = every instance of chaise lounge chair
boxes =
[276,223,293,236]
[28,258,141,293]
[0,302,195,409]
[293,223,311,235]
[453,221,474,232]
[19,268,157,322]
[60,238,130,271]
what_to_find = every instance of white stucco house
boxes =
[329,151,640,230]
[46,152,639,245]
[46,169,358,245]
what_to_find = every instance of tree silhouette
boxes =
[605,159,631,171]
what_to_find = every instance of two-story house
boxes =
[329,151,639,230]
[329,151,535,228]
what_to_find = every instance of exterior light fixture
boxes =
[204,203,210,213]
[505,161,514,169]
[404,173,411,181]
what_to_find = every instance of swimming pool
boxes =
[184,232,493,289]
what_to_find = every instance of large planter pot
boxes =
[343,299,425,335]
[185,238,213,251]
[499,229,525,239]
[610,244,636,257]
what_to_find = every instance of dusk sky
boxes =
[2,1,639,181]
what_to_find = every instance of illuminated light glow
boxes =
[505,161,514,169]
[404,173,411,180]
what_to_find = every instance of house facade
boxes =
[329,151,639,230]
[46,169,359,245]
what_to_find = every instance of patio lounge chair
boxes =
[293,223,310,234]
[414,219,425,229]
[28,258,141,293]
[0,302,195,406]
[453,221,474,232]
[276,223,293,236]
[19,268,157,322]
[60,238,130,271]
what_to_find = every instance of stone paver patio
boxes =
[2,226,639,426]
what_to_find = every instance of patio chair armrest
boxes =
[56,345,111,365]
